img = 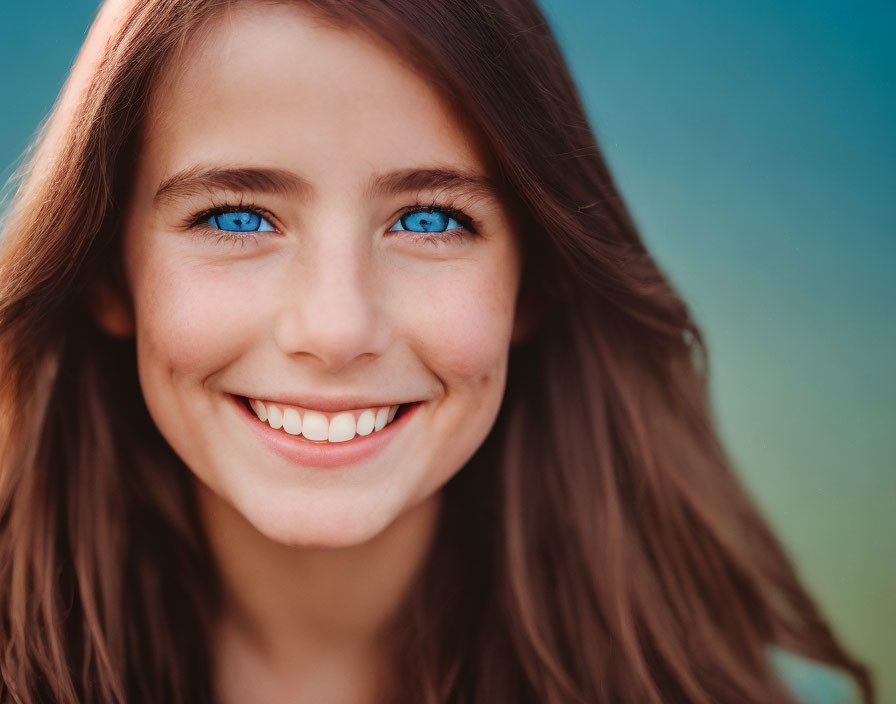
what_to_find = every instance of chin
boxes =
[240,492,400,550]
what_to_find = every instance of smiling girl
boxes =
[0,0,874,702]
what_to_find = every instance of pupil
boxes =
[405,210,447,233]
[215,211,259,231]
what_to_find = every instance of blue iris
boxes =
[389,209,462,233]
[207,211,275,232]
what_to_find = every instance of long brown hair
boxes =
[0,0,874,702]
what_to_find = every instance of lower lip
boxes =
[229,394,422,469]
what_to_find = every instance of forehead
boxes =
[140,1,488,195]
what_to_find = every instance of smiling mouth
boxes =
[237,395,416,443]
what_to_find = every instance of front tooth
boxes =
[387,404,399,423]
[250,398,268,422]
[301,410,329,441]
[374,407,389,432]
[282,407,302,435]
[356,409,376,436]
[328,413,357,443]
[267,404,283,430]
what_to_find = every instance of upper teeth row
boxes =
[249,398,401,442]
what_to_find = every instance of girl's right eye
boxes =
[206,209,275,232]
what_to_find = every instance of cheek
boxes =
[130,254,262,377]
[402,259,518,383]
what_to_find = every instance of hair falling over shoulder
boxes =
[0,0,874,702]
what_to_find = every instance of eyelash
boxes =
[188,200,478,248]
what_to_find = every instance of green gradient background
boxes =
[1,1,893,700]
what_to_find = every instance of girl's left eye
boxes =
[388,206,471,235]
[205,209,275,232]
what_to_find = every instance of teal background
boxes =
[1,1,893,700]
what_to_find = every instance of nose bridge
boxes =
[273,221,387,370]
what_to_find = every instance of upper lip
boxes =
[236,393,415,414]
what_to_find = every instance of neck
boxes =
[197,481,442,702]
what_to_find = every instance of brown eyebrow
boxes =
[154,166,310,205]
[153,165,501,206]
[365,167,500,202]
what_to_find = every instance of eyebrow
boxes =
[153,164,501,206]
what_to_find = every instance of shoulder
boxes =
[767,646,863,704]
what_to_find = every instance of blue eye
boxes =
[206,210,275,232]
[389,208,466,234]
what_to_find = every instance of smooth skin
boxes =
[91,1,527,701]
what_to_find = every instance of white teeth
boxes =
[301,410,330,441]
[328,413,357,443]
[249,398,409,442]
[282,407,302,435]
[267,404,283,430]
[374,407,389,432]
[356,409,375,436]
[250,398,268,422]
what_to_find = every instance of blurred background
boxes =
[1,1,893,700]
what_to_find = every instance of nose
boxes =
[273,228,391,372]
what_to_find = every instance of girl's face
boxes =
[100,1,524,547]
